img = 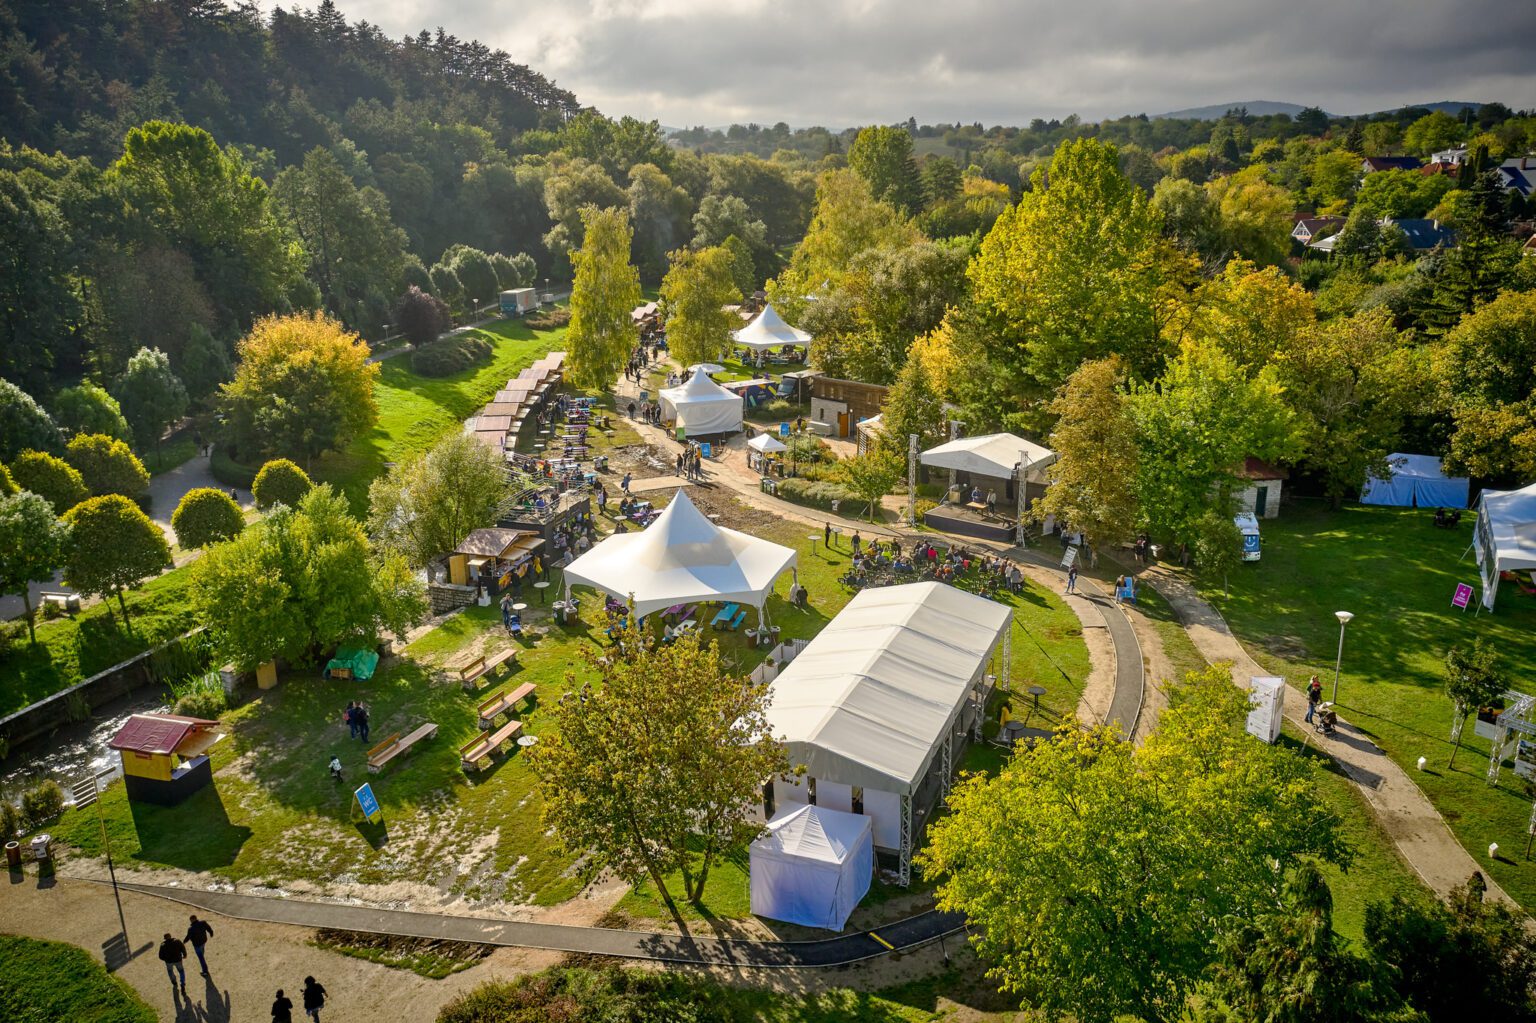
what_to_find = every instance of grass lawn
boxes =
[0,566,200,717]
[313,316,565,515]
[1194,500,1536,910]
[0,934,156,1023]
[140,437,197,477]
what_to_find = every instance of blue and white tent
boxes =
[1361,453,1469,509]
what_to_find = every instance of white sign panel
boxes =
[1246,676,1285,744]
[1060,545,1079,570]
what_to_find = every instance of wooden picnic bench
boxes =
[39,591,80,612]
[367,722,438,774]
[478,682,537,729]
[458,718,523,772]
[457,648,518,692]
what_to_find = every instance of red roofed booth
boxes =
[108,713,224,805]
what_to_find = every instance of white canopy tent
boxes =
[750,804,873,931]
[765,581,1012,884]
[1361,453,1470,508]
[659,367,743,437]
[562,488,796,619]
[734,303,812,352]
[747,433,787,454]
[920,433,1057,483]
[1473,482,1536,610]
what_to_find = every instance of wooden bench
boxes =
[39,591,81,612]
[367,722,438,774]
[458,718,523,772]
[477,682,537,729]
[457,648,517,692]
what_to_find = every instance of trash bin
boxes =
[4,841,20,869]
[30,834,50,861]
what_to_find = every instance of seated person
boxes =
[970,487,983,504]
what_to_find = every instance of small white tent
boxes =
[1361,453,1470,508]
[1474,482,1536,610]
[659,367,743,437]
[920,433,1057,482]
[562,488,796,618]
[749,804,872,931]
[747,433,787,454]
[734,303,811,352]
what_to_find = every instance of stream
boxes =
[0,686,168,805]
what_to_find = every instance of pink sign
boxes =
[1452,583,1474,609]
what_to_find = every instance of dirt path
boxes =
[1140,563,1511,905]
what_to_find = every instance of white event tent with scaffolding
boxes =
[762,581,1012,886]
[560,488,796,622]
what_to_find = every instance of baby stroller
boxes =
[1315,702,1338,737]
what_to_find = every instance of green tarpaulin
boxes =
[325,645,380,681]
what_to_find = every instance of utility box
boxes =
[1246,676,1285,743]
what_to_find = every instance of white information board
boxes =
[1246,676,1285,744]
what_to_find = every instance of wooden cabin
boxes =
[108,713,223,805]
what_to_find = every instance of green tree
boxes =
[968,138,1163,397]
[532,629,787,916]
[8,451,88,514]
[441,244,501,312]
[367,433,509,569]
[1403,111,1464,156]
[171,487,245,550]
[62,494,171,627]
[626,163,693,283]
[720,233,758,297]
[691,194,766,250]
[221,313,379,466]
[1169,259,1317,374]
[1193,510,1243,596]
[542,159,627,265]
[191,486,426,669]
[114,347,189,455]
[1036,358,1140,549]
[922,665,1349,1023]
[64,434,150,498]
[1444,639,1508,768]
[878,354,946,461]
[1206,166,1296,268]
[0,171,79,391]
[427,263,464,315]
[0,379,64,461]
[0,491,71,643]
[834,448,902,520]
[848,125,923,214]
[565,207,642,391]
[179,325,234,401]
[50,384,131,443]
[1152,177,1222,262]
[659,247,739,368]
[1436,289,1536,480]
[252,458,314,510]
[1307,149,1363,209]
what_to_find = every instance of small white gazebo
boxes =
[660,367,744,437]
[562,489,797,620]
[747,432,787,472]
[734,303,811,352]
[749,803,873,931]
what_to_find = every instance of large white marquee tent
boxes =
[920,433,1057,483]
[1361,453,1470,508]
[765,581,1011,884]
[749,803,873,931]
[562,489,796,619]
[734,303,811,352]
[1473,482,1536,610]
[659,367,743,437]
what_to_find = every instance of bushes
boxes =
[437,967,746,1023]
[524,307,570,330]
[410,334,493,377]
[210,445,260,489]
[8,450,88,513]
[64,434,149,498]
[776,477,860,512]
[169,670,226,719]
[252,458,313,509]
[20,780,64,829]
[171,487,244,548]
[1,798,18,840]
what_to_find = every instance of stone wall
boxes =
[429,582,479,614]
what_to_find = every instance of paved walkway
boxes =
[112,882,965,969]
[1140,564,1510,904]
[147,451,255,550]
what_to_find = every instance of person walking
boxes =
[355,703,370,743]
[1066,564,1078,594]
[158,933,188,992]
[184,915,214,976]
[302,976,328,1021]
[344,702,358,739]
[1305,675,1324,724]
[272,988,294,1023]
[621,472,632,494]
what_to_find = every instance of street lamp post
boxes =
[1331,610,1354,703]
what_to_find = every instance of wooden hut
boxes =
[108,713,224,805]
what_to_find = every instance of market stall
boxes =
[749,803,873,931]
[659,367,744,437]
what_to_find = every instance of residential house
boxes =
[1361,155,1423,174]
[1384,218,1456,251]
[1432,147,1469,166]
[810,377,888,439]
[1292,216,1346,245]
[1236,458,1288,519]
[1420,161,1460,178]
[1497,157,1535,198]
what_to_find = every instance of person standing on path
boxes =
[1305,675,1323,724]
[344,702,358,739]
[272,988,294,1023]
[355,703,370,743]
[1066,564,1078,594]
[158,933,188,992]
[184,915,213,976]
[302,976,327,1021]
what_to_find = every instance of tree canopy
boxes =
[565,207,641,391]
[367,433,509,569]
[61,493,171,627]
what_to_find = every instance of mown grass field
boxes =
[0,934,156,1023]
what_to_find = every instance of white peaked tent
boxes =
[920,433,1057,482]
[659,367,743,437]
[750,804,873,931]
[1473,482,1536,610]
[734,303,812,352]
[1362,453,1470,508]
[747,433,787,454]
[562,488,797,618]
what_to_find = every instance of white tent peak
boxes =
[921,433,1056,480]
[748,433,787,453]
[660,368,743,437]
[735,303,812,350]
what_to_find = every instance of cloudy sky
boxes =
[328,0,1536,127]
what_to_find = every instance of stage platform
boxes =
[923,504,1017,544]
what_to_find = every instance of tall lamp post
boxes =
[1331,610,1355,703]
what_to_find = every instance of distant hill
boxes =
[1156,101,1318,120]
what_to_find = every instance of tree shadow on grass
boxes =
[129,785,251,871]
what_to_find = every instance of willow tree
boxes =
[565,206,641,391]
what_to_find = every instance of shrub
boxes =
[8,450,88,513]
[0,379,64,461]
[209,445,260,489]
[50,383,132,442]
[0,462,13,496]
[0,619,25,656]
[1,798,18,839]
[172,487,245,548]
[524,307,571,330]
[915,498,938,519]
[395,285,452,347]
[252,459,313,510]
[170,672,227,719]
[64,433,150,498]
[777,477,861,512]
[786,433,829,464]
[409,335,493,377]
[20,780,64,829]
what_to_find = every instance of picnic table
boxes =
[710,603,740,628]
